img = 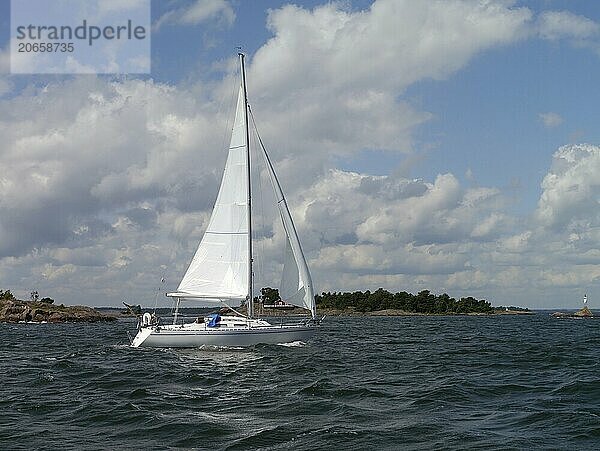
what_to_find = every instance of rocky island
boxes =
[551,295,596,319]
[551,305,596,319]
[0,290,115,323]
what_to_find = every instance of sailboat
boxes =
[130,53,319,348]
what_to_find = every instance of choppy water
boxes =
[1,313,599,450]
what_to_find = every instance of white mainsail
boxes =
[173,87,249,300]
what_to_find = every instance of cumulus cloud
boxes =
[284,169,512,290]
[535,144,600,230]
[155,0,235,29]
[539,112,563,128]
[253,1,531,94]
[0,77,231,260]
[537,10,600,41]
[315,242,469,276]
[242,0,532,165]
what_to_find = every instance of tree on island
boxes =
[0,290,17,301]
[260,287,281,305]
[252,287,282,306]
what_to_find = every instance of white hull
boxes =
[131,316,316,348]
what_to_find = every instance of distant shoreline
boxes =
[317,308,534,317]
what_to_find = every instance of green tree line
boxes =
[315,288,493,314]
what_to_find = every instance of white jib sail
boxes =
[175,87,249,299]
[279,235,306,307]
[261,145,316,318]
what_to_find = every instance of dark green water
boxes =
[1,314,599,450]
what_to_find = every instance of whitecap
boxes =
[277,340,306,347]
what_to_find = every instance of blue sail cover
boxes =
[207,314,221,328]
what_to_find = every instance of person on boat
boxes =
[207,314,221,328]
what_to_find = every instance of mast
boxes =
[239,52,253,318]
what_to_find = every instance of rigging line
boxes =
[152,276,165,315]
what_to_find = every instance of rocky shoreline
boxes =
[0,298,116,323]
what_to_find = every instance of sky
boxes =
[0,0,599,308]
